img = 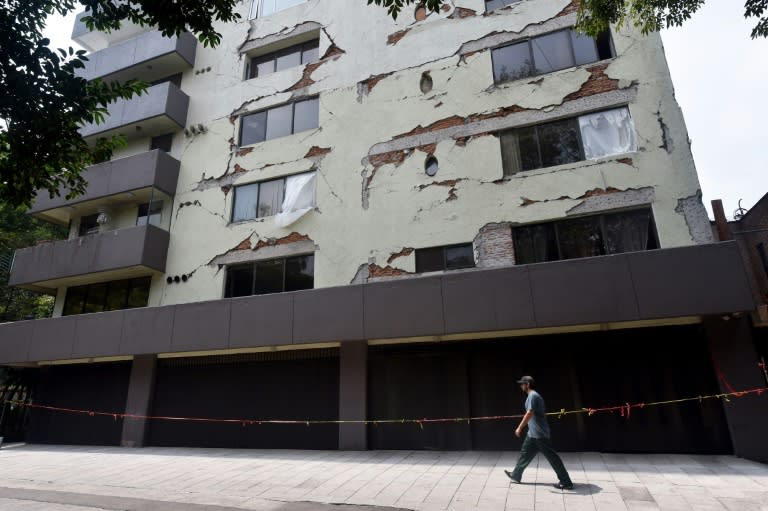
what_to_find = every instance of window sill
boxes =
[502,151,637,180]
[493,57,618,88]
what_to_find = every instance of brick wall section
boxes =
[474,222,515,268]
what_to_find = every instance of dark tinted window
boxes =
[232,183,260,222]
[537,118,582,168]
[225,255,314,298]
[301,40,319,64]
[293,98,319,134]
[415,244,475,273]
[151,73,182,87]
[240,98,319,146]
[79,214,100,236]
[517,126,541,171]
[63,277,151,316]
[512,209,657,265]
[275,48,302,72]
[240,111,267,146]
[492,29,612,84]
[136,201,163,227]
[150,133,173,152]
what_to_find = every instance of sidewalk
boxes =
[0,444,766,510]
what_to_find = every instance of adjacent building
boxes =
[1,0,766,462]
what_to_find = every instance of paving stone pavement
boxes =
[0,444,766,510]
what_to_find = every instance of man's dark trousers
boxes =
[511,434,572,485]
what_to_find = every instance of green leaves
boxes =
[365,0,443,19]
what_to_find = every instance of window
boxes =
[250,0,306,19]
[415,244,475,273]
[512,209,658,265]
[136,201,163,227]
[492,29,613,83]
[225,255,314,297]
[150,133,173,152]
[151,73,183,88]
[247,40,319,79]
[500,106,636,175]
[62,277,151,316]
[239,98,319,146]
[485,0,521,12]
[78,214,100,237]
[232,171,316,223]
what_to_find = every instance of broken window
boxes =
[512,209,658,265]
[233,172,316,223]
[500,106,636,175]
[239,97,319,146]
[136,201,163,227]
[492,29,613,84]
[250,0,306,19]
[225,255,314,298]
[485,0,521,12]
[247,39,319,79]
[62,277,152,316]
[415,243,475,273]
[78,213,100,237]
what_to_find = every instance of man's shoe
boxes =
[553,482,574,490]
[504,470,521,484]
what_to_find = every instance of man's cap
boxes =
[516,376,535,385]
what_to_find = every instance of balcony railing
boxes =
[8,224,169,292]
[29,150,180,225]
[80,82,189,140]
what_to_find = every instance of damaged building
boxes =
[1,0,766,462]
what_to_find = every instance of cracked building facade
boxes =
[1,0,766,461]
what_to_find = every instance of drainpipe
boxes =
[711,199,732,241]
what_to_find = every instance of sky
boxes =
[42,2,767,220]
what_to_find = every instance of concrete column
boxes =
[120,355,157,448]
[705,316,768,463]
[338,341,367,450]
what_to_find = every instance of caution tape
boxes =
[2,386,766,427]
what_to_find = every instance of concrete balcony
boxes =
[29,150,180,225]
[77,31,197,83]
[0,242,755,365]
[8,224,169,292]
[80,82,189,141]
[72,11,151,52]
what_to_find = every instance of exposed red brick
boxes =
[304,146,332,158]
[368,264,408,278]
[416,143,437,154]
[362,71,394,93]
[236,147,253,157]
[563,63,619,102]
[466,104,527,123]
[415,5,428,21]
[393,115,465,140]
[221,185,232,196]
[321,44,346,59]
[441,4,451,12]
[387,247,414,264]
[233,164,247,174]
[253,232,311,250]
[234,237,252,251]
[449,7,476,18]
[520,197,536,206]
[556,0,580,17]
[580,187,621,198]
[616,157,634,166]
[286,61,323,91]
[369,150,407,169]
[387,28,411,46]
[418,179,462,201]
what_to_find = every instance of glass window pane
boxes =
[285,255,314,291]
[260,0,277,16]
[570,31,599,66]
[485,0,505,12]
[62,286,86,316]
[150,133,173,152]
[500,131,522,176]
[302,40,320,64]
[226,265,254,298]
[251,55,275,78]
[518,126,542,171]
[556,216,604,260]
[240,111,267,146]
[233,183,259,222]
[537,118,582,167]
[254,259,285,295]
[105,280,130,311]
[415,247,445,273]
[532,30,574,74]
[79,214,100,236]
[293,98,319,133]
[257,178,285,218]
[83,283,108,314]
[445,244,475,270]
[127,278,151,308]
[513,224,558,264]
[492,41,533,82]
[275,48,302,71]
[265,103,293,140]
[137,201,163,227]
[596,30,613,60]
[603,210,653,255]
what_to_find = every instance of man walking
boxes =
[505,376,574,490]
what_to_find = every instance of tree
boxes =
[0,0,240,208]
[367,0,768,39]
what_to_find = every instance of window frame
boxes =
[415,243,476,273]
[247,39,320,80]
[62,277,152,316]
[511,209,659,265]
[491,28,612,84]
[78,213,100,237]
[224,253,315,298]
[231,170,315,223]
[239,97,319,147]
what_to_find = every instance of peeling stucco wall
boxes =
[61,0,710,309]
